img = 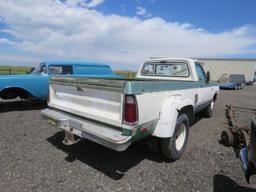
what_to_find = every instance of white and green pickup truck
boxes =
[42,58,219,161]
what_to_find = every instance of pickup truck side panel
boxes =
[133,86,217,139]
[152,94,194,138]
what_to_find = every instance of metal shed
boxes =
[196,58,256,82]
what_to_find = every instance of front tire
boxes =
[204,101,215,118]
[161,114,190,161]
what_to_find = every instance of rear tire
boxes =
[161,114,190,161]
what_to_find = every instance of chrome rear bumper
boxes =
[41,108,131,151]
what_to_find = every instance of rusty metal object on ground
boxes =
[221,105,256,183]
[221,129,234,147]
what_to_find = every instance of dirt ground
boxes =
[0,86,256,192]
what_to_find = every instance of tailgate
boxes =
[48,77,125,127]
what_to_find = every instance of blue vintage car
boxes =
[0,61,118,100]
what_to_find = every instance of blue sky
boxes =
[0,0,256,69]
[98,0,256,32]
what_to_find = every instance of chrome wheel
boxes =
[210,101,214,110]
[175,123,186,151]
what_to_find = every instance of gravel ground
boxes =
[0,86,256,192]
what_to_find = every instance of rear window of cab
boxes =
[49,65,73,75]
[141,62,189,77]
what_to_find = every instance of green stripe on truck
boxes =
[122,119,158,141]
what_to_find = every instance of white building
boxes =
[197,58,256,81]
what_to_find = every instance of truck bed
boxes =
[48,76,202,127]
[50,76,201,94]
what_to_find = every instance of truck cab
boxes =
[136,58,214,110]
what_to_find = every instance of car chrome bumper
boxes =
[41,108,132,151]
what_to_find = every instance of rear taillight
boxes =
[124,95,138,124]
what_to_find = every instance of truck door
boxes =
[195,63,213,106]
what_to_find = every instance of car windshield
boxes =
[30,63,47,74]
[30,64,40,74]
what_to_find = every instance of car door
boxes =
[195,63,213,107]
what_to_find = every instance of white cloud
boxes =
[65,0,104,8]
[0,38,17,45]
[0,0,255,70]
[86,0,104,8]
[136,6,147,16]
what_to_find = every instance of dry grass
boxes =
[0,66,32,75]
[114,71,136,78]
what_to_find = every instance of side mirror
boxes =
[206,71,210,82]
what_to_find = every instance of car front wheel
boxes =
[204,101,215,118]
